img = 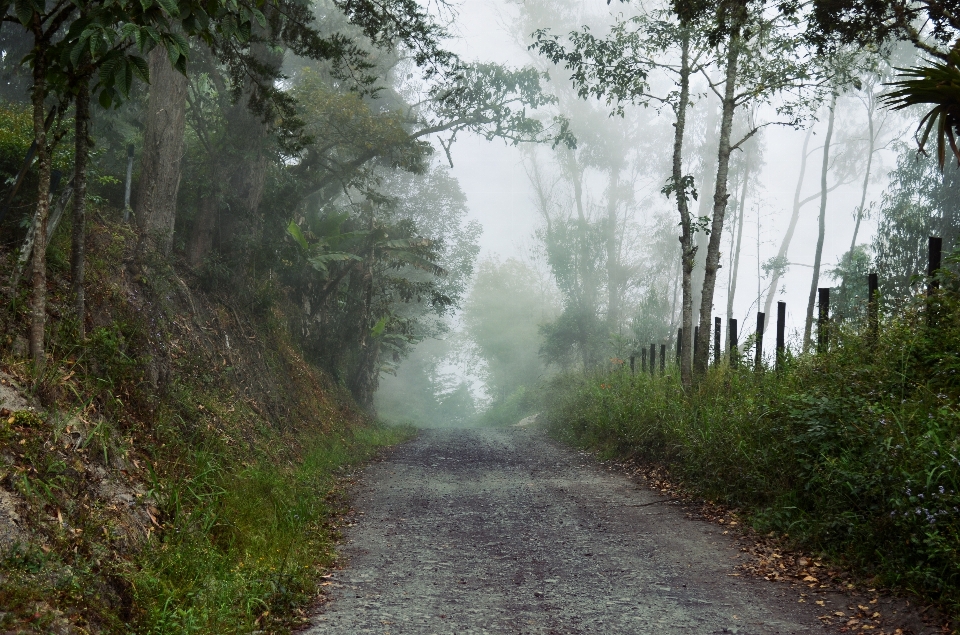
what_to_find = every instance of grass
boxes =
[130,420,412,634]
[543,281,960,621]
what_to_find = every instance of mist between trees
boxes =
[0,0,956,424]
[378,0,960,427]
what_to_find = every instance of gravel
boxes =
[305,426,876,634]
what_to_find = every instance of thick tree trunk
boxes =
[136,46,187,255]
[695,24,743,375]
[672,29,695,387]
[28,36,50,369]
[762,127,813,321]
[803,93,837,350]
[71,74,89,338]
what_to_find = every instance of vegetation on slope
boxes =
[0,214,411,633]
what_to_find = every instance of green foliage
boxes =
[130,420,411,634]
[873,144,960,304]
[544,276,960,617]
[882,52,960,168]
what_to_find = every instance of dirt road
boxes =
[305,427,895,634]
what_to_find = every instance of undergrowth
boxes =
[544,271,960,621]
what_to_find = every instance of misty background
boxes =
[375,0,945,426]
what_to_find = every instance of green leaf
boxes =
[98,88,113,109]
[286,221,309,250]
[156,0,179,17]
[129,55,149,83]
[371,316,388,338]
[14,0,34,26]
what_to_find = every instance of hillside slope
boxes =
[0,218,406,634]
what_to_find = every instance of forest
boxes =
[0,0,959,630]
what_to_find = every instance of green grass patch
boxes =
[129,422,413,634]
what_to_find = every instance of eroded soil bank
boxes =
[307,427,936,634]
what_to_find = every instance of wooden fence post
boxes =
[714,317,721,366]
[729,319,738,368]
[817,287,830,353]
[755,312,765,371]
[650,344,656,377]
[868,272,878,342]
[641,348,647,373]
[928,236,943,296]
[660,344,666,374]
[776,301,786,372]
[676,328,682,366]
[630,355,635,375]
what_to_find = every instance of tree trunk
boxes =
[605,166,621,334]
[725,158,750,349]
[762,127,813,321]
[803,92,837,350]
[695,22,743,375]
[672,28,695,387]
[136,46,187,255]
[691,99,720,330]
[28,31,51,369]
[849,92,875,253]
[71,74,89,338]
[186,173,220,268]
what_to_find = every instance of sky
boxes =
[435,0,903,346]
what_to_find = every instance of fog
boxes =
[375,0,943,426]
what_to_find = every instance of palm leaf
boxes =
[882,51,960,168]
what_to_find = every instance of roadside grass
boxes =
[544,286,960,621]
[131,418,412,634]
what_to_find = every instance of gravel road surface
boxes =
[304,427,887,634]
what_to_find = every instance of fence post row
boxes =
[776,302,786,372]
[729,319,738,368]
[817,287,830,354]
[713,317,721,366]
[755,312,765,371]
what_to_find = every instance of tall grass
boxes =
[130,423,411,634]
[544,284,960,617]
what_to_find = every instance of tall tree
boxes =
[803,91,837,350]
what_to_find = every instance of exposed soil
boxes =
[306,426,942,635]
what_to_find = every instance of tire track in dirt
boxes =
[305,427,878,634]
